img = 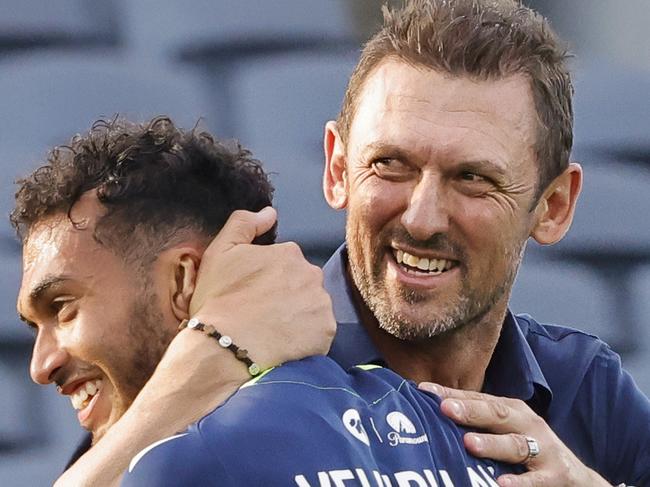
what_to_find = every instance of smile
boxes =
[392,247,457,276]
[69,379,103,410]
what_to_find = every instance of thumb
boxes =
[205,207,277,256]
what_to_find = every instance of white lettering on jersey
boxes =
[394,470,428,486]
[295,472,332,487]
[356,468,373,487]
[330,469,356,487]
[438,470,456,487]
[373,470,393,487]
[294,465,498,487]
[467,466,499,487]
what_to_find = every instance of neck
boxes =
[352,282,506,391]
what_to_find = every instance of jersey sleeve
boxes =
[591,346,650,485]
[120,431,232,487]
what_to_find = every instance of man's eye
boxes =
[51,299,76,321]
[460,171,483,182]
[372,158,414,179]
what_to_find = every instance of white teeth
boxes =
[416,258,429,271]
[69,379,103,410]
[393,249,454,274]
[85,381,97,396]
[406,254,419,267]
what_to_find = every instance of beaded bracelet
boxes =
[178,318,261,376]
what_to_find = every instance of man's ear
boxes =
[165,246,203,321]
[323,121,349,210]
[531,162,582,245]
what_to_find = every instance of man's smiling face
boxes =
[17,194,175,443]
[330,59,542,340]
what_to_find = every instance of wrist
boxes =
[179,318,262,376]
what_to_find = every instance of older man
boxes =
[318,1,649,485]
[51,1,649,486]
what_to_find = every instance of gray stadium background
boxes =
[0,1,648,485]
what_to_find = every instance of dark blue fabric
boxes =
[324,244,650,485]
[122,357,519,487]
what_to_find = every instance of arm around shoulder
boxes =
[121,430,231,487]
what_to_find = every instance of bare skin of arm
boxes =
[53,208,336,487]
[420,384,612,487]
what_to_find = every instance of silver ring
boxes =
[524,436,541,464]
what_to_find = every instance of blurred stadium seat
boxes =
[227,52,357,256]
[527,161,650,353]
[572,62,650,155]
[0,51,212,243]
[0,1,118,51]
[553,162,650,257]
[120,0,358,141]
[121,0,356,60]
[510,256,616,345]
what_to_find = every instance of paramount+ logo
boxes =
[385,411,429,447]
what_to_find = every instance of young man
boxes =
[16,117,519,486]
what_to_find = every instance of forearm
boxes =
[53,408,177,487]
[55,341,246,487]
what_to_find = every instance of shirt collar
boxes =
[323,243,552,415]
[484,311,552,415]
[323,244,384,369]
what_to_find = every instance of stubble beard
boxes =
[92,277,175,443]
[347,229,525,342]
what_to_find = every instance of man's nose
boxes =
[30,331,69,385]
[400,174,450,241]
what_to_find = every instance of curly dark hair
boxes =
[11,116,275,263]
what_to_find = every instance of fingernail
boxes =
[447,399,463,418]
[499,476,513,487]
[419,383,442,395]
[467,433,483,452]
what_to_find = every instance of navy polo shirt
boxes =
[324,245,650,486]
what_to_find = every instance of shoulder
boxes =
[516,312,650,427]
[121,430,231,487]
[516,313,616,371]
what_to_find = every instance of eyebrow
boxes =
[360,142,413,162]
[361,142,508,177]
[29,275,70,302]
[456,159,508,178]
[18,275,71,325]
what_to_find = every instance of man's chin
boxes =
[377,315,459,341]
[90,425,108,446]
[89,402,129,445]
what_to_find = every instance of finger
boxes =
[419,382,499,402]
[464,432,532,464]
[497,470,551,487]
[205,207,277,255]
[440,398,527,434]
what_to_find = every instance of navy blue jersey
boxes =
[122,356,520,486]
